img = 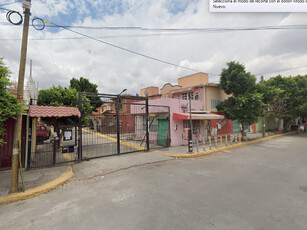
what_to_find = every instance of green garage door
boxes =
[157,117,169,147]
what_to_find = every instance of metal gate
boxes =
[28,119,79,168]
[26,93,170,168]
[27,101,80,168]
[79,93,170,160]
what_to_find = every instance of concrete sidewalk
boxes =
[158,131,297,158]
[0,151,173,204]
[69,151,173,185]
[0,131,295,204]
[0,164,73,203]
[156,132,279,155]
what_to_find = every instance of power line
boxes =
[25,24,307,31]
[0,32,206,41]
[0,1,20,7]
[254,64,307,76]
[35,19,200,72]
[1,20,307,32]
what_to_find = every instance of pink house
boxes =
[135,73,233,147]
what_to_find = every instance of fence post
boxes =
[116,95,121,154]
[78,92,82,162]
[27,117,32,169]
[239,133,242,143]
[53,137,56,165]
[145,97,150,151]
[220,136,222,147]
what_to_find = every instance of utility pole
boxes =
[261,75,265,138]
[188,89,193,153]
[11,0,31,193]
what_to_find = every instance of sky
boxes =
[0,0,307,95]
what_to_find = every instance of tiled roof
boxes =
[28,105,81,118]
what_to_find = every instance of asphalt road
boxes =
[1,134,306,230]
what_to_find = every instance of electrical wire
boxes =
[32,17,45,30]
[0,1,20,7]
[1,19,307,32]
[254,64,307,76]
[6,10,22,25]
[24,24,307,32]
[1,7,307,75]
[35,18,200,72]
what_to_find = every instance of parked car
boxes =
[36,125,50,144]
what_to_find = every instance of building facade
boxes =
[139,72,233,147]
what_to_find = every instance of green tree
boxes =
[38,85,93,144]
[217,61,266,140]
[0,58,22,145]
[38,85,93,116]
[70,77,102,109]
[263,75,307,131]
[292,75,307,118]
[220,61,257,96]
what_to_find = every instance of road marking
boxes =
[82,128,145,151]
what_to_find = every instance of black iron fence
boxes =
[79,93,170,160]
[26,93,170,168]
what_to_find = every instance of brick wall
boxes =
[211,112,233,135]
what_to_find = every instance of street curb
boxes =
[0,165,73,204]
[158,131,297,159]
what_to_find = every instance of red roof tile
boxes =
[28,105,81,118]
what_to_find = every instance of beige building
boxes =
[160,83,181,98]
[140,72,228,112]
[204,84,229,112]
[140,86,159,97]
[178,72,208,88]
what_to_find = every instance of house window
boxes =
[189,92,194,100]
[192,120,200,134]
[211,99,223,109]
[183,120,189,128]
[183,120,200,134]
[194,91,199,100]
[182,92,195,100]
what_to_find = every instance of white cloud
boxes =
[0,0,306,95]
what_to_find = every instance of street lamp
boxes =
[118,88,127,96]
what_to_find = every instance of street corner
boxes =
[0,165,73,204]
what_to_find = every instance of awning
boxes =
[173,112,224,120]
[28,105,81,118]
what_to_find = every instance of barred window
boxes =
[211,99,223,108]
